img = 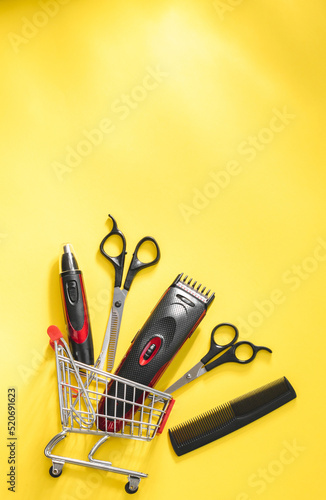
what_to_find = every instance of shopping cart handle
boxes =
[47,325,64,341]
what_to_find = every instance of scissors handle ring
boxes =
[99,214,126,288]
[124,236,161,291]
[211,323,239,344]
[201,323,239,365]
[204,340,272,372]
[232,341,272,364]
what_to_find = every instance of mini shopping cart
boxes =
[44,327,174,494]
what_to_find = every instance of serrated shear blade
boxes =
[96,287,127,372]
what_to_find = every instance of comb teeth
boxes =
[169,377,296,456]
[170,403,235,448]
[175,273,215,305]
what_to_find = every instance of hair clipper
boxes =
[98,273,215,431]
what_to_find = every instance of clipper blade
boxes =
[173,273,215,306]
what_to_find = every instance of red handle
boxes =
[47,325,66,350]
[47,325,64,341]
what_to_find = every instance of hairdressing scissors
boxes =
[165,323,272,394]
[96,214,160,371]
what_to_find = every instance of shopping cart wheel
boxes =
[125,476,140,494]
[49,465,63,478]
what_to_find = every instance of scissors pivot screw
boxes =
[115,301,122,308]
[186,373,192,380]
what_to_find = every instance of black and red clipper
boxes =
[98,273,215,431]
[59,244,94,365]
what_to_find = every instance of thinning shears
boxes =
[165,323,272,394]
[96,215,160,371]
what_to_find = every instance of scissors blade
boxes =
[96,288,127,372]
[165,361,206,394]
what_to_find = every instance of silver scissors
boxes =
[96,214,160,371]
[165,323,272,393]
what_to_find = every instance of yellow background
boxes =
[0,1,325,499]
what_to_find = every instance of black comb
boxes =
[168,376,296,456]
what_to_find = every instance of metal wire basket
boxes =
[44,335,174,493]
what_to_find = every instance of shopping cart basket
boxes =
[44,327,174,493]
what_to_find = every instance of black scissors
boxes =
[165,323,272,393]
[96,214,160,371]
